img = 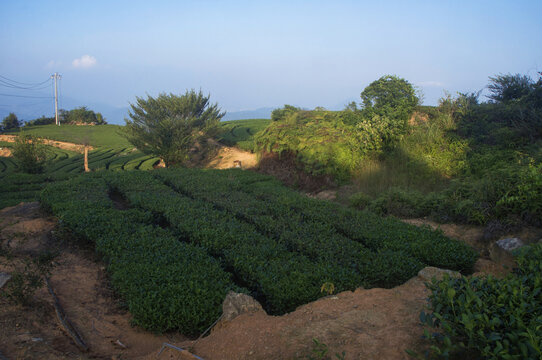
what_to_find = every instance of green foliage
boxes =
[124,90,224,167]
[457,73,542,143]
[218,118,271,151]
[7,124,131,147]
[421,243,542,359]
[25,115,55,126]
[488,73,534,103]
[360,75,419,145]
[38,168,477,330]
[40,174,237,335]
[354,153,542,226]
[271,104,300,121]
[256,76,419,181]
[1,112,20,131]
[11,134,49,173]
[255,108,378,181]
[60,106,106,125]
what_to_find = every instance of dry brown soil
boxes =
[205,146,258,170]
[0,202,507,360]
[0,135,92,154]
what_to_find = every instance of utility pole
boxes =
[51,73,61,126]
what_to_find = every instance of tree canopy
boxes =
[124,90,224,167]
[1,113,20,131]
[60,106,106,125]
[360,75,419,122]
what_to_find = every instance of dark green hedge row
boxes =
[153,168,477,273]
[104,171,354,314]
[40,175,238,335]
[233,173,477,273]
[154,169,423,288]
[422,243,542,359]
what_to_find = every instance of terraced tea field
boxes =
[0,146,158,209]
[40,168,478,335]
[218,119,271,151]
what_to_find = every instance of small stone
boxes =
[0,272,11,289]
[417,267,461,282]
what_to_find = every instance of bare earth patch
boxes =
[205,146,258,169]
[0,147,12,157]
[0,135,93,154]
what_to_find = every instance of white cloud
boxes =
[45,60,62,69]
[72,55,97,69]
[417,81,445,87]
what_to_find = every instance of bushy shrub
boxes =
[11,134,49,174]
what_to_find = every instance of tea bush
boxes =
[40,175,238,335]
[421,243,542,359]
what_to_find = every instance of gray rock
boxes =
[221,291,264,322]
[417,267,461,282]
[0,272,11,289]
[490,237,524,266]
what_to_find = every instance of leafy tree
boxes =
[2,112,20,131]
[60,106,107,125]
[124,90,224,167]
[11,134,49,173]
[360,75,419,146]
[271,104,301,122]
[487,73,533,103]
[361,75,418,121]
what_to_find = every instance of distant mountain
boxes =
[222,107,273,121]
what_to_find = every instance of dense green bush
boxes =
[421,243,542,359]
[256,75,419,181]
[255,108,377,181]
[155,168,477,275]
[40,175,238,335]
[11,134,49,174]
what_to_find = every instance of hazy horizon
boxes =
[1,0,541,122]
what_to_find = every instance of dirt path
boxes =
[0,202,506,360]
[0,135,93,154]
[205,146,258,169]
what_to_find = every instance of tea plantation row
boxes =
[0,147,158,209]
[40,174,239,335]
[39,168,478,335]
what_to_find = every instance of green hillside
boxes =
[218,119,271,151]
[7,124,131,148]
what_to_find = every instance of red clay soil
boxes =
[0,202,507,360]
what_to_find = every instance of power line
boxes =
[0,93,53,98]
[0,79,52,91]
[0,75,51,87]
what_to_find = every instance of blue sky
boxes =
[1,0,541,122]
